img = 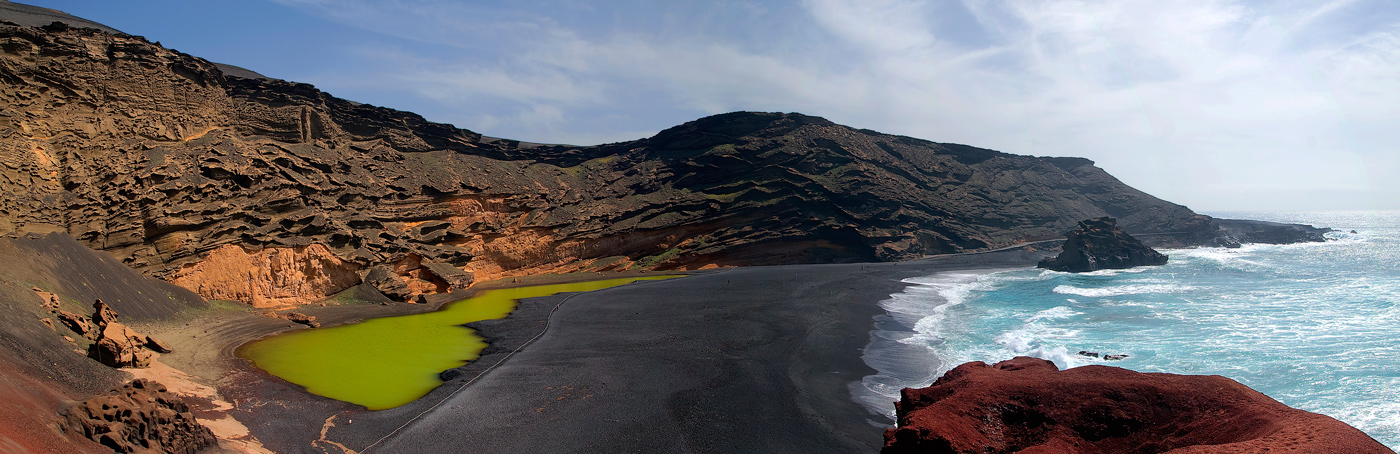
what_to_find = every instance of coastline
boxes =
[852,267,1025,423]
[318,248,1046,453]
[133,250,1046,453]
[129,269,693,453]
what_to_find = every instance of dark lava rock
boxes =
[422,261,474,291]
[62,378,217,454]
[0,22,1224,285]
[364,265,414,301]
[1038,217,1168,272]
[1215,218,1331,244]
[439,367,465,382]
[884,357,1392,454]
[0,21,1331,309]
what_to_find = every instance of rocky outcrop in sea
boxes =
[1038,217,1168,272]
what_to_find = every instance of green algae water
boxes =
[239,276,677,410]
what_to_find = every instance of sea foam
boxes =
[858,211,1400,449]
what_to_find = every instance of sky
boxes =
[21,0,1400,212]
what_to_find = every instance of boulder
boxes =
[364,265,414,301]
[92,299,119,326]
[1038,217,1168,272]
[283,312,321,328]
[62,379,217,454]
[884,357,1392,453]
[145,335,174,353]
[55,309,95,340]
[89,324,156,368]
[86,299,160,368]
[421,261,474,291]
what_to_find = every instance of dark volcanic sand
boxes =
[242,249,1045,453]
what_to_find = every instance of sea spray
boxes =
[858,211,1400,449]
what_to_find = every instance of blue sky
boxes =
[22,0,1400,212]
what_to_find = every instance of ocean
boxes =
[855,211,1400,448]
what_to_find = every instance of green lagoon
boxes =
[239,276,676,410]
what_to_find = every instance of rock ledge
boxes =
[884,357,1392,453]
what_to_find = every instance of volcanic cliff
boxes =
[0,18,1320,307]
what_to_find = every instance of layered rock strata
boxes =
[0,20,1320,306]
[884,357,1393,454]
[1038,217,1168,272]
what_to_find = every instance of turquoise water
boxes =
[856,211,1400,448]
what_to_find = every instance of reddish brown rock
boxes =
[168,243,362,308]
[282,312,321,328]
[86,300,158,368]
[92,300,119,327]
[61,378,216,454]
[55,309,94,339]
[884,357,1392,454]
[144,335,174,353]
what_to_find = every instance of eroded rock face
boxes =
[1038,217,1168,272]
[884,357,1392,454]
[169,243,360,308]
[61,378,217,454]
[0,22,1297,305]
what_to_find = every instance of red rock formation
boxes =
[884,357,1393,454]
[61,379,216,454]
[87,300,169,368]
[169,243,361,308]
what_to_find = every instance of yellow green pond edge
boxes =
[238,275,679,410]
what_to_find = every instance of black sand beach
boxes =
[264,248,1047,453]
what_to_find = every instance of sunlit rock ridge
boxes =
[0,19,1299,305]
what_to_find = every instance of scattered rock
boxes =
[87,300,159,368]
[145,335,174,353]
[1038,217,1168,272]
[61,378,217,454]
[56,309,95,340]
[883,357,1391,453]
[282,312,321,328]
[1077,351,1099,358]
[1104,354,1129,361]
[439,367,464,381]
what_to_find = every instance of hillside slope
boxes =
[0,21,1284,306]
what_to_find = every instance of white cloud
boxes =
[273,0,1400,210]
